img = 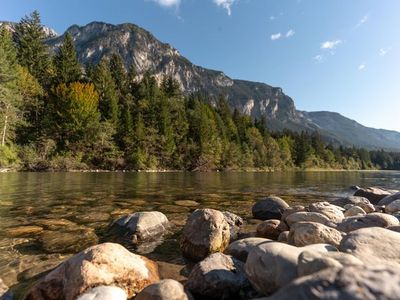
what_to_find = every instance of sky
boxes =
[1,0,400,131]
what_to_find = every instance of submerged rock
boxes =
[40,228,98,253]
[4,225,43,237]
[136,279,192,300]
[252,196,289,220]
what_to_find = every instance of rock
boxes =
[136,279,192,300]
[388,225,400,233]
[281,205,305,223]
[330,196,370,208]
[35,218,78,230]
[337,212,399,233]
[357,202,375,213]
[354,187,397,204]
[75,212,110,223]
[297,250,363,277]
[174,200,199,207]
[277,231,290,243]
[256,220,287,240]
[285,212,331,227]
[4,225,43,237]
[308,202,344,223]
[40,228,98,253]
[385,199,400,214]
[111,211,169,243]
[339,227,400,266]
[225,237,271,262]
[222,211,244,240]
[288,222,343,247]
[24,243,160,300]
[378,191,400,206]
[0,278,11,299]
[252,196,289,220]
[344,206,366,217]
[264,265,400,300]
[244,242,336,295]
[185,253,248,299]
[180,209,230,262]
[77,286,127,300]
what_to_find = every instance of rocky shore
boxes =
[2,186,400,299]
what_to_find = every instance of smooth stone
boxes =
[180,209,230,262]
[286,212,331,227]
[385,199,400,214]
[24,243,160,300]
[225,237,271,262]
[256,220,287,240]
[252,196,289,220]
[281,205,305,223]
[77,286,127,300]
[344,206,366,217]
[174,200,199,207]
[378,191,400,206]
[136,279,192,300]
[339,227,400,266]
[4,226,43,237]
[185,253,248,299]
[222,211,244,240]
[277,231,289,243]
[308,202,344,223]
[387,225,400,233]
[354,187,397,204]
[330,196,371,208]
[289,222,343,247]
[337,212,399,233]
[264,265,400,300]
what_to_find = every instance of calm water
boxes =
[1,171,400,291]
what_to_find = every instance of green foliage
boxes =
[53,33,81,84]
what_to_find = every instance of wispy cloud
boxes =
[271,33,282,41]
[321,40,342,50]
[286,29,295,38]
[356,14,369,28]
[151,0,180,7]
[214,0,235,16]
[269,15,276,21]
[379,47,392,56]
[313,55,324,63]
[358,63,366,71]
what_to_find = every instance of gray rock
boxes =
[136,279,192,300]
[264,265,400,300]
[180,209,230,262]
[385,199,400,214]
[344,206,366,217]
[225,237,271,262]
[288,222,343,247]
[277,231,290,243]
[330,196,370,208]
[252,196,289,220]
[256,220,287,240]
[286,212,331,227]
[281,205,305,223]
[222,211,244,240]
[387,225,400,233]
[185,253,248,299]
[337,213,399,233]
[354,187,397,204]
[378,191,400,206]
[308,202,344,223]
[339,227,400,266]
[77,286,127,300]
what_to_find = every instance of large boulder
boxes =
[252,196,289,220]
[337,213,399,233]
[308,202,344,223]
[245,242,336,295]
[339,227,400,266]
[378,191,400,206]
[256,220,287,240]
[185,253,248,299]
[286,212,331,227]
[225,237,271,262]
[330,196,370,208]
[136,279,192,300]
[77,286,127,300]
[385,199,400,214]
[354,187,397,204]
[24,243,160,300]
[288,222,343,247]
[180,209,230,262]
[264,265,400,300]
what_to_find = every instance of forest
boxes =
[1,11,400,172]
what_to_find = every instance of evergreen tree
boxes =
[53,32,81,84]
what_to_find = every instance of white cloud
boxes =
[358,64,366,70]
[286,29,295,38]
[313,54,324,63]
[356,14,369,28]
[271,33,282,41]
[152,0,180,7]
[269,15,276,21]
[321,40,342,50]
[379,47,391,56]
[214,0,235,16]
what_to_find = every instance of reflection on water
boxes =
[0,171,400,289]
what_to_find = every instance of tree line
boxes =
[0,11,399,171]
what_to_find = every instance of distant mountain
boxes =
[0,21,58,38]
[24,21,400,151]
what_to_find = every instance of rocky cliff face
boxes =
[37,21,400,151]
[0,21,58,38]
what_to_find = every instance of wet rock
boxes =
[225,237,271,262]
[180,209,230,262]
[222,211,244,240]
[158,205,190,214]
[245,242,336,295]
[281,205,305,223]
[186,253,248,299]
[77,286,127,300]
[252,196,289,220]
[40,228,98,254]
[297,250,363,277]
[277,231,290,243]
[308,202,344,223]
[174,200,200,207]
[337,212,399,233]
[136,279,192,300]
[288,222,343,247]
[0,278,12,299]
[256,220,287,240]
[339,227,400,266]
[344,206,366,217]
[4,226,43,237]
[385,199,400,214]
[330,196,370,208]
[286,212,331,227]
[34,219,78,230]
[24,243,160,300]
[265,265,400,300]
[75,212,110,223]
[354,187,397,204]
[378,191,400,206]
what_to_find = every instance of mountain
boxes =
[0,21,58,38]
[41,21,399,151]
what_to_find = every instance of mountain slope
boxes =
[42,21,400,151]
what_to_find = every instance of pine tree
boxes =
[13,11,51,85]
[53,32,81,84]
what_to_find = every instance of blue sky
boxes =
[1,0,400,131]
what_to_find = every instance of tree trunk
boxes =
[1,114,8,147]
